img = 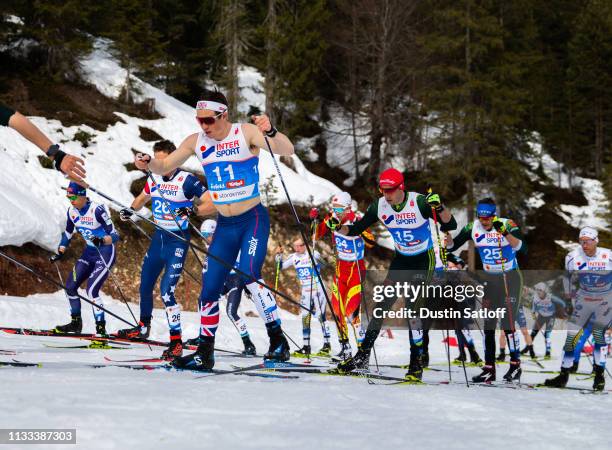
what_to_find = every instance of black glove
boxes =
[425,191,443,211]
[119,208,133,221]
[90,236,105,247]
[492,217,508,235]
[174,206,195,217]
[325,216,341,231]
[49,252,63,262]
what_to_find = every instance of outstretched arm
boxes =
[135,134,197,174]
[243,115,294,156]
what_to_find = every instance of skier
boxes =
[193,219,256,356]
[526,282,565,359]
[117,140,209,360]
[445,253,482,365]
[275,238,331,357]
[333,168,457,381]
[497,303,533,360]
[1,103,85,180]
[446,197,527,383]
[134,89,294,370]
[50,182,120,335]
[545,226,611,391]
[313,191,375,359]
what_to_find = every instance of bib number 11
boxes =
[212,165,234,181]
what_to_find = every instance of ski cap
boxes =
[378,168,404,190]
[66,182,86,197]
[579,226,598,242]
[200,219,217,236]
[534,282,548,292]
[476,201,497,218]
[331,191,352,208]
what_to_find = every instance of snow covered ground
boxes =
[1,292,610,450]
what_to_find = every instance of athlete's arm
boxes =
[136,134,197,174]
[131,190,150,211]
[342,202,379,236]
[505,220,526,254]
[447,223,473,252]
[182,173,214,216]
[58,210,75,252]
[243,117,294,156]
[1,104,86,181]
[95,206,120,245]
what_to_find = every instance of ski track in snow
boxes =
[1,293,610,450]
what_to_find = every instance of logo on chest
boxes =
[216,140,240,157]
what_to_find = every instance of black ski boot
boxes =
[95,320,107,336]
[593,365,605,392]
[454,350,467,363]
[263,326,290,362]
[117,319,150,339]
[472,365,496,383]
[468,344,482,365]
[291,345,311,358]
[405,352,423,382]
[315,342,332,357]
[520,345,530,355]
[503,360,522,382]
[544,367,570,388]
[569,361,579,373]
[420,350,430,368]
[162,335,183,360]
[336,348,370,373]
[241,336,256,356]
[496,349,506,362]
[529,346,537,359]
[55,314,82,334]
[184,336,200,347]
[171,341,214,371]
[544,350,551,360]
[334,341,352,361]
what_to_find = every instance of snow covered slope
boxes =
[0,39,341,251]
[1,292,610,450]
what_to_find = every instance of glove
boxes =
[492,217,508,235]
[174,206,195,217]
[49,252,63,262]
[425,191,443,211]
[565,302,573,318]
[90,236,105,247]
[119,208,133,221]
[309,207,319,220]
[325,216,340,231]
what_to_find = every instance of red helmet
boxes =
[378,168,404,191]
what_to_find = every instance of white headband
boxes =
[579,226,599,242]
[196,101,228,113]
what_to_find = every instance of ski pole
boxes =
[0,251,137,328]
[262,135,343,334]
[83,183,314,315]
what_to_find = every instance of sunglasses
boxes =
[196,112,223,126]
[332,207,346,215]
[67,195,79,201]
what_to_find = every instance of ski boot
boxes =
[291,345,311,358]
[544,367,570,388]
[472,365,496,383]
[405,352,423,382]
[95,320,107,336]
[593,365,605,392]
[529,346,537,359]
[334,341,352,361]
[263,326,290,362]
[315,342,332,357]
[454,350,467,363]
[161,335,183,360]
[569,361,579,373]
[172,341,214,371]
[420,351,430,368]
[544,350,551,360]
[55,314,82,334]
[241,336,257,356]
[468,344,482,365]
[117,320,150,339]
[184,336,200,347]
[496,349,506,362]
[520,345,530,355]
[335,348,370,374]
[503,360,522,382]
